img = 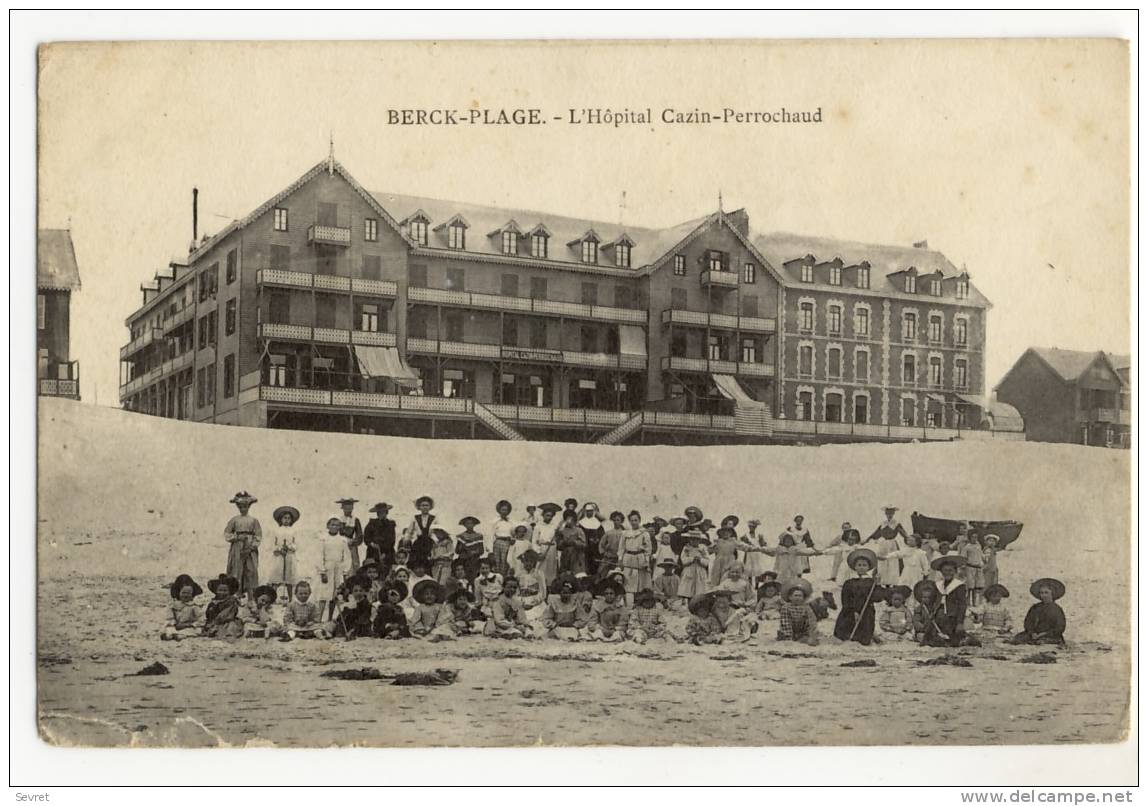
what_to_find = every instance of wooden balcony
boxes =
[258,322,396,347]
[307,224,352,246]
[406,285,646,325]
[256,269,397,298]
[661,308,776,333]
[660,355,775,378]
[165,305,195,329]
[700,269,738,290]
[119,326,165,360]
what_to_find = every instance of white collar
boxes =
[938,577,965,597]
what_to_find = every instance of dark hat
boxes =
[335,498,358,506]
[913,579,939,603]
[683,528,710,546]
[657,558,678,570]
[930,554,968,571]
[634,588,657,606]
[684,506,704,520]
[688,589,733,616]
[563,498,579,508]
[669,516,688,526]
[414,495,435,508]
[757,580,782,599]
[343,575,371,593]
[326,516,344,530]
[717,526,737,540]
[272,505,300,524]
[538,503,562,514]
[984,584,1011,599]
[780,578,813,601]
[847,548,879,571]
[412,579,445,604]
[432,528,452,540]
[381,581,408,602]
[458,516,481,527]
[447,588,475,606]
[722,515,740,528]
[593,578,625,598]
[496,499,513,511]
[552,573,579,594]
[253,584,278,604]
[359,558,381,574]
[516,548,542,564]
[1029,578,1065,600]
[760,571,778,581]
[369,502,393,513]
[169,574,203,599]
[229,491,257,505]
[207,574,240,594]
[697,519,716,532]
[885,585,912,604]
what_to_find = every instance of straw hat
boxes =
[335,498,359,506]
[688,589,733,616]
[229,491,257,505]
[847,548,879,572]
[414,496,435,508]
[885,585,912,604]
[930,554,968,571]
[412,579,445,604]
[272,506,300,525]
[1029,578,1065,601]
[207,574,240,594]
[779,578,813,601]
[381,581,408,602]
[458,516,481,528]
[169,574,203,599]
[984,584,1010,599]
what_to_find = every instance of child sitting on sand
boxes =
[484,576,534,639]
[358,559,384,604]
[474,557,504,617]
[652,558,680,609]
[333,576,374,639]
[1010,578,1067,646]
[203,574,245,639]
[755,580,782,623]
[409,580,449,639]
[715,562,755,608]
[443,589,485,637]
[540,575,589,640]
[282,581,331,640]
[373,582,410,639]
[776,579,819,646]
[242,584,284,639]
[911,580,939,644]
[685,589,753,645]
[878,585,914,641]
[586,579,629,642]
[162,574,205,641]
[627,588,674,644]
[971,584,1013,639]
[443,559,472,601]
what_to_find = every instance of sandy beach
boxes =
[36,399,1131,747]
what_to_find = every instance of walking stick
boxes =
[847,575,882,642]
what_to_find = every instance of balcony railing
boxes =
[406,285,646,324]
[407,337,647,369]
[256,269,397,297]
[307,224,352,246]
[165,305,195,329]
[661,308,776,333]
[119,326,165,359]
[258,322,397,347]
[700,269,738,289]
[39,361,80,399]
[660,355,775,378]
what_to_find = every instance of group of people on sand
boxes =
[161,494,1067,649]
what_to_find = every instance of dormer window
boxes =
[857,265,870,289]
[829,265,841,286]
[531,232,548,258]
[408,219,428,246]
[502,231,518,255]
[801,263,814,283]
[615,243,631,268]
[930,279,942,296]
[956,277,969,299]
[448,223,466,250]
[905,274,917,293]
[582,240,598,264]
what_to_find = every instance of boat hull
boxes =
[910,512,1024,549]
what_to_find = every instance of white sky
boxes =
[37,39,1131,406]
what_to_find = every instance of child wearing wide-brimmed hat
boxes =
[443,589,485,638]
[677,530,711,604]
[755,580,783,623]
[1009,579,1067,646]
[489,500,518,577]
[403,495,437,571]
[455,516,486,581]
[334,498,364,573]
[926,555,981,647]
[653,558,680,609]
[162,575,205,640]
[776,579,818,645]
[627,588,675,644]
[586,578,629,642]
[408,579,451,639]
[878,585,914,641]
[373,582,410,639]
[203,574,245,639]
[541,574,590,640]
[971,584,1013,638]
[223,492,262,598]
[282,581,332,640]
[264,505,300,602]
[833,549,887,646]
[362,502,397,569]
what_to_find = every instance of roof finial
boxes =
[328,131,335,175]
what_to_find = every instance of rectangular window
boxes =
[362,255,381,280]
[740,338,757,364]
[223,354,235,399]
[929,356,943,386]
[856,350,870,382]
[901,397,916,427]
[408,264,428,289]
[673,254,686,276]
[225,299,236,336]
[444,312,464,342]
[956,279,969,299]
[826,393,843,423]
[614,284,633,309]
[955,318,968,347]
[502,319,518,347]
[501,274,519,297]
[446,268,466,292]
[743,263,757,284]
[903,353,916,385]
[799,345,813,377]
[581,240,598,265]
[365,218,378,242]
[708,250,726,272]
[206,310,217,347]
[955,359,968,389]
[929,315,943,344]
[670,287,687,310]
[273,207,288,232]
[502,231,518,255]
[670,331,686,357]
[801,264,814,283]
[799,391,813,421]
[268,291,290,324]
[828,348,842,379]
[268,354,288,387]
[409,220,428,246]
[226,249,237,284]
[581,283,598,306]
[530,277,547,300]
[270,244,290,271]
[931,279,942,296]
[580,325,598,353]
[707,334,723,361]
[902,312,917,341]
[448,224,466,250]
[854,396,869,425]
[196,368,205,407]
[529,319,547,349]
[615,243,631,268]
[741,294,758,317]
[829,265,841,286]
[407,315,427,340]
[856,307,870,337]
[315,296,336,329]
[198,271,209,302]
[799,302,814,332]
[441,368,474,400]
[358,303,380,332]
[37,294,45,329]
[530,233,548,258]
[857,266,870,289]
[205,362,216,405]
[315,245,338,276]
[828,305,842,335]
[905,275,917,293]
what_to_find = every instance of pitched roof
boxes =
[751,230,990,307]
[37,229,82,291]
[1029,347,1114,383]
[1107,352,1131,370]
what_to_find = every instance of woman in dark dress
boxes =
[362,502,397,569]
[833,549,887,645]
[1010,578,1067,645]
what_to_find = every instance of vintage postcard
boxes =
[35,38,1131,755]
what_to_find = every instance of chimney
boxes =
[192,187,199,243]
[912,239,929,249]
